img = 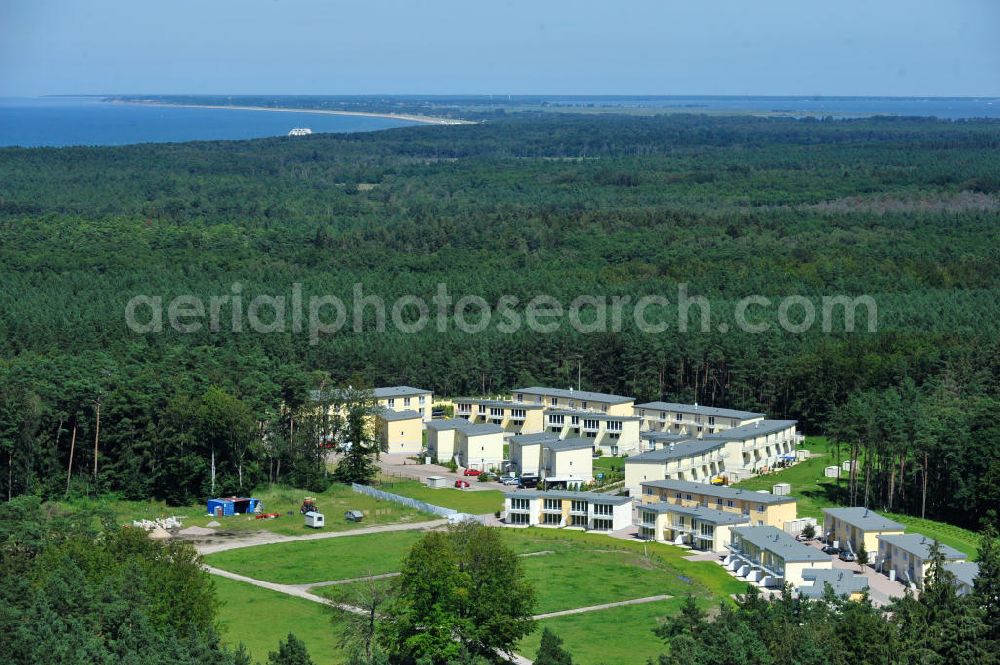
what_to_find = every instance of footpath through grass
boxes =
[733,437,980,556]
[204,529,426,584]
[62,482,430,537]
[214,576,342,665]
[376,478,506,514]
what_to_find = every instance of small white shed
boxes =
[304,511,325,528]
[824,466,840,478]
[425,475,448,489]
[772,483,791,496]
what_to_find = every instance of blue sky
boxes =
[2,0,998,97]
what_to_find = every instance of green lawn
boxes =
[204,530,426,584]
[377,478,506,514]
[518,598,683,665]
[592,456,626,483]
[214,576,343,665]
[63,482,430,537]
[733,437,980,556]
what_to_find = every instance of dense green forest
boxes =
[1,113,998,527]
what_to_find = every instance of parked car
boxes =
[463,468,482,477]
[838,551,857,562]
[454,479,470,488]
[821,544,840,555]
[519,475,540,489]
[500,475,520,486]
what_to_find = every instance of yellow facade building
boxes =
[639,479,797,529]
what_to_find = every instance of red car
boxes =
[454,479,470,488]
[463,468,482,477]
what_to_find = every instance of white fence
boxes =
[351,483,457,518]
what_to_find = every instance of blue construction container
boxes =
[206,497,260,517]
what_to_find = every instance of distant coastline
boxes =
[108,98,475,126]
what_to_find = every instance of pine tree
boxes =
[535,628,573,665]
[268,633,315,665]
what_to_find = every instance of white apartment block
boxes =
[505,490,633,531]
[543,409,641,455]
[876,533,967,588]
[635,402,764,436]
[508,433,594,484]
[425,419,504,471]
[726,526,833,588]
[512,386,636,416]
[374,386,433,422]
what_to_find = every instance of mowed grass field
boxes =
[376,478,507,514]
[209,525,749,665]
[734,437,980,556]
[214,576,343,665]
[63,482,431,537]
[204,529,428,584]
[518,598,685,665]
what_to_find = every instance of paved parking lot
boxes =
[377,453,523,493]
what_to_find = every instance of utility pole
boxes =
[570,354,583,391]
[92,396,102,481]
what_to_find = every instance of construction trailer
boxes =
[206,497,260,517]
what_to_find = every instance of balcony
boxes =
[510,413,526,421]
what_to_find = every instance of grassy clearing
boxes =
[204,530,426,584]
[592,456,626,483]
[733,437,980,556]
[63,483,430,537]
[517,598,683,665]
[376,478,506,514]
[214,576,343,665]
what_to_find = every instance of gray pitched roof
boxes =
[454,398,545,410]
[543,437,594,452]
[425,418,471,431]
[799,569,870,598]
[640,432,693,443]
[509,432,562,446]
[508,489,632,506]
[823,507,905,533]
[378,408,423,422]
[513,386,635,405]
[732,526,830,562]
[639,502,749,525]
[627,439,725,464]
[703,420,798,441]
[373,386,431,398]
[635,402,764,420]
[461,423,505,436]
[641,478,796,505]
[546,409,641,421]
[944,561,979,588]
[877,534,967,560]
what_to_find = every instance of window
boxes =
[568,400,576,409]
[549,415,564,426]
[544,499,561,511]
[583,419,599,430]
[685,494,693,501]
[675,413,682,422]
[641,510,656,525]
[404,397,411,406]
[674,492,682,500]
[551,397,559,406]
[490,407,503,417]
[581,401,588,410]
[607,421,622,432]
[419,395,425,405]
[511,409,526,419]
[510,498,530,511]
[593,503,613,516]
[571,416,579,425]
[509,512,529,525]
[727,500,735,508]
[660,411,666,420]
[543,513,561,525]
[516,393,524,402]
[708,416,715,425]
[570,515,588,527]
[756,504,765,513]
[478,404,487,413]
[593,518,613,531]
[387,398,395,407]
[571,500,587,513]
[716,497,723,506]
[643,486,654,495]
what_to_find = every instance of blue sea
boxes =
[2,96,998,148]
[0,97,419,148]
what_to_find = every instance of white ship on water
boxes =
[288,128,313,136]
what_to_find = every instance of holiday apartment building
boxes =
[822,507,905,555]
[374,386,433,422]
[639,479,798,529]
[376,409,424,454]
[634,402,764,435]
[505,489,633,531]
[726,525,832,588]
[625,438,727,493]
[508,433,594,484]
[637,501,749,552]
[876,533,967,588]
[453,398,545,434]
[424,418,504,471]
[512,386,636,416]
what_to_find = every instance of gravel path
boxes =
[193,518,448,555]
[532,594,672,620]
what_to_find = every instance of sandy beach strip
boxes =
[109,99,475,126]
